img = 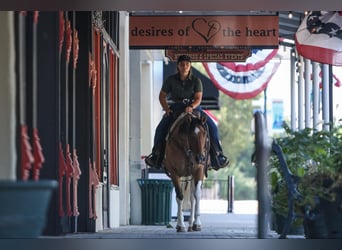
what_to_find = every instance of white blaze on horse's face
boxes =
[194,127,200,135]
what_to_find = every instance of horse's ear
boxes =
[201,115,207,124]
[192,110,201,118]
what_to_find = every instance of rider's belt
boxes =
[174,98,192,105]
[168,99,193,105]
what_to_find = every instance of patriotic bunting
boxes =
[332,74,341,87]
[203,59,280,100]
[220,49,278,72]
[203,109,219,126]
[295,11,342,66]
[316,71,341,88]
[203,49,280,100]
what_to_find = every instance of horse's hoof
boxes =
[176,226,186,232]
[187,226,193,232]
[192,224,202,231]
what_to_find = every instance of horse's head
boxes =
[166,111,209,170]
[188,113,208,164]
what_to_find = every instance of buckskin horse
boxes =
[164,111,210,232]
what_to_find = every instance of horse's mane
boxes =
[167,112,203,140]
[168,112,188,136]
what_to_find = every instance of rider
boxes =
[145,55,230,170]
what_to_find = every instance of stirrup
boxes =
[217,154,230,168]
[209,153,230,170]
[145,153,157,167]
[145,153,163,169]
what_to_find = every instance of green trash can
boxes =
[137,179,173,225]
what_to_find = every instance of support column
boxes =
[304,58,312,128]
[118,11,130,226]
[322,64,330,130]
[0,11,16,180]
[312,62,320,129]
[297,55,304,130]
[290,49,297,130]
[129,50,143,225]
[141,60,153,154]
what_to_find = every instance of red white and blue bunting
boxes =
[203,49,280,99]
[220,49,278,72]
[295,11,342,66]
[203,109,219,126]
[203,49,280,100]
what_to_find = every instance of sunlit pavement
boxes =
[44,200,305,239]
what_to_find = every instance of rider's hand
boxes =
[185,105,193,113]
[164,108,172,117]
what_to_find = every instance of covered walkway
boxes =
[42,201,303,239]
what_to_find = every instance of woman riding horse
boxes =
[145,54,229,170]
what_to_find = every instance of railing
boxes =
[202,179,229,200]
[202,177,235,213]
[271,140,302,239]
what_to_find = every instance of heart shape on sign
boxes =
[192,18,221,43]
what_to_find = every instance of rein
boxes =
[203,122,211,176]
[166,112,198,160]
[166,112,193,141]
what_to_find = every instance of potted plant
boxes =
[269,124,310,237]
[298,125,342,239]
[269,122,342,238]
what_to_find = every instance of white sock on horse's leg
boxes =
[176,197,186,231]
[188,181,196,228]
[194,180,202,227]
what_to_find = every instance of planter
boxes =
[304,188,342,239]
[0,180,58,238]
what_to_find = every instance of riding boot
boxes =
[155,143,165,169]
[145,148,159,168]
[145,143,165,169]
[209,142,230,170]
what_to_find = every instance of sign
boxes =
[165,49,251,62]
[129,15,279,49]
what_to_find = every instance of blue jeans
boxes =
[153,103,223,155]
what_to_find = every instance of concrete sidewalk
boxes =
[59,213,264,239]
[45,201,304,239]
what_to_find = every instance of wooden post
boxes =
[227,175,234,213]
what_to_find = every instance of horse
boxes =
[164,111,210,232]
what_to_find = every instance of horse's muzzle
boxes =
[195,154,206,164]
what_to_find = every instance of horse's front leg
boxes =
[191,180,202,231]
[176,197,186,232]
[172,177,186,232]
[187,180,196,231]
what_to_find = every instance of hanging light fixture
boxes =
[288,11,293,19]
